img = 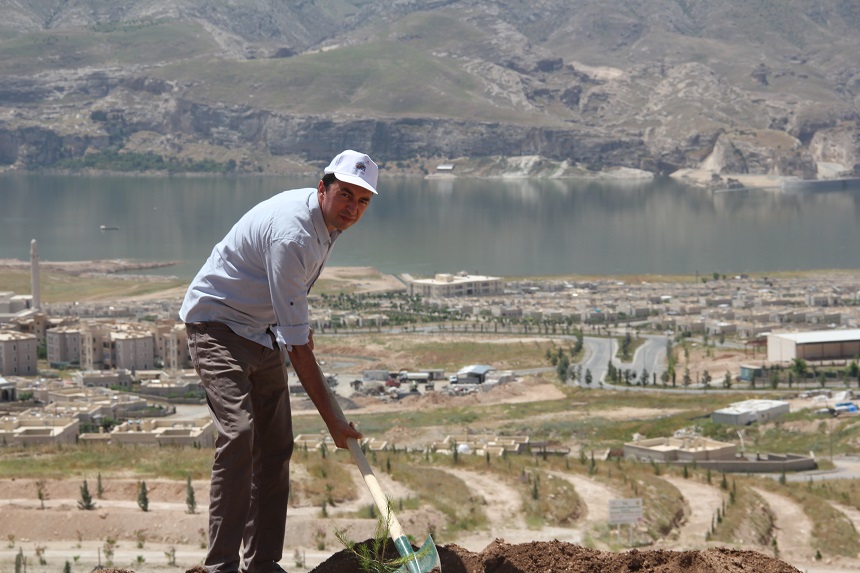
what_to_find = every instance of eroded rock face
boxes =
[703,131,818,178]
[809,124,860,176]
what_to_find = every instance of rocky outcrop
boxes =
[809,123,860,177]
[0,125,110,168]
[702,130,817,179]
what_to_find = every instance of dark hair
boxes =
[321,173,337,189]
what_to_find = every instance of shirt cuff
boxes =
[272,324,310,352]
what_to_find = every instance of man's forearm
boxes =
[288,343,342,429]
[287,341,363,448]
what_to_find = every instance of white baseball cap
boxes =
[324,150,379,194]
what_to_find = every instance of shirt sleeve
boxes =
[266,238,312,350]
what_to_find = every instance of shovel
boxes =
[325,380,441,573]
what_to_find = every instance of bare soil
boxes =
[308,539,803,573]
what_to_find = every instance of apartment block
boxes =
[0,331,38,376]
[46,327,82,366]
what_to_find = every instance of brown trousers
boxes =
[186,321,294,573]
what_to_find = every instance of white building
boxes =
[767,328,860,362]
[712,399,790,426]
[405,272,502,298]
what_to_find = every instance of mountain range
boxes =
[0,0,858,184]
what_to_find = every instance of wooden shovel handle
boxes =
[345,436,407,541]
[322,374,407,540]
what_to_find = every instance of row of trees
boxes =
[71,475,197,514]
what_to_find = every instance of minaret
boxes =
[30,239,41,310]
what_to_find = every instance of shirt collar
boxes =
[308,189,342,243]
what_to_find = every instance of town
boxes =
[2,242,860,450]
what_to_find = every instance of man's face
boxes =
[317,179,374,232]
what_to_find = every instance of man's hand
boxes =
[329,417,363,449]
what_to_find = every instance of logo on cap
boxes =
[353,162,366,175]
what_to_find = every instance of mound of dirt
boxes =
[93,539,802,573]
[309,538,801,573]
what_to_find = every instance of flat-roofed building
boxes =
[0,331,38,376]
[72,369,135,390]
[139,371,203,398]
[154,322,191,370]
[624,436,736,463]
[102,416,215,448]
[0,291,31,315]
[767,329,860,362]
[0,413,79,446]
[739,364,764,382]
[712,399,790,426]
[111,330,155,371]
[46,327,82,366]
[80,322,110,370]
[405,272,502,298]
[0,376,17,402]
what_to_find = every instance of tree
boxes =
[607,360,617,383]
[35,479,48,510]
[584,369,593,387]
[770,370,780,389]
[78,480,96,510]
[621,332,633,359]
[701,370,712,388]
[682,368,692,388]
[556,354,570,383]
[849,360,859,383]
[137,481,149,512]
[791,358,808,381]
[186,475,197,515]
[723,371,732,389]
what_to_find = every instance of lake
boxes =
[2,173,860,280]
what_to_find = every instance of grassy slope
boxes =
[0,20,220,76]
[0,12,548,124]
[0,269,186,303]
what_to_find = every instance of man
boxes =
[180,150,376,573]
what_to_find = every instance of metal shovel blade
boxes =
[394,534,440,573]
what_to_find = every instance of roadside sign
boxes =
[608,498,643,525]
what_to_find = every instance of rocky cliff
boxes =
[0,0,858,184]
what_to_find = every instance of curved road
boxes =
[578,334,669,388]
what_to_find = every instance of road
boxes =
[577,334,669,388]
